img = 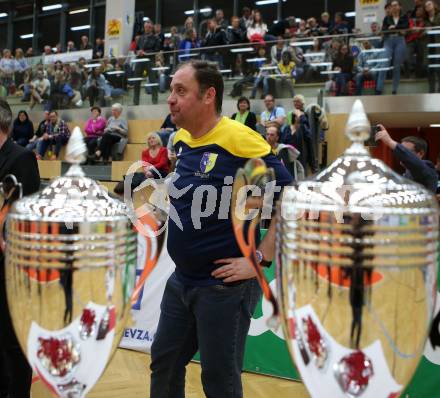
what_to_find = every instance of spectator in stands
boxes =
[94,103,128,163]
[156,113,178,147]
[66,41,77,52]
[306,17,321,37]
[93,37,105,59]
[355,40,386,95]
[250,47,273,99]
[295,19,309,39]
[54,43,62,53]
[227,16,247,75]
[240,7,253,31]
[304,38,326,82]
[114,132,170,194]
[332,43,354,96]
[13,48,29,88]
[375,127,438,192]
[178,29,200,63]
[11,110,34,147]
[201,19,228,68]
[80,35,92,51]
[84,106,106,158]
[405,6,425,77]
[231,96,257,131]
[35,110,70,160]
[260,94,286,128]
[382,0,409,94]
[85,68,106,107]
[276,51,296,97]
[154,23,165,50]
[270,36,293,65]
[268,16,297,38]
[26,111,49,152]
[425,0,440,92]
[331,12,352,36]
[29,70,50,110]
[369,22,383,48]
[50,70,83,109]
[281,95,316,174]
[0,49,15,95]
[180,17,195,36]
[266,123,303,180]
[289,37,306,79]
[319,12,331,34]
[133,21,161,105]
[25,47,34,57]
[247,10,268,42]
[215,9,229,30]
[43,45,52,56]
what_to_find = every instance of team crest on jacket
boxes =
[200,152,218,173]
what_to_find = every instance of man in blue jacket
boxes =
[375,125,438,193]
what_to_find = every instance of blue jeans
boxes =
[384,35,406,93]
[354,70,385,95]
[36,135,68,157]
[150,272,261,398]
[335,73,351,96]
[251,76,270,98]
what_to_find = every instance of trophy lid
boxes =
[9,127,127,223]
[283,100,437,217]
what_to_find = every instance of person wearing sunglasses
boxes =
[0,98,40,398]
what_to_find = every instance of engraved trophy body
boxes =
[232,100,438,397]
[3,128,163,397]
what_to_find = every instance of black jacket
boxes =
[202,28,228,54]
[0,138,40,196]
[230,112,257,132]
[382,14,410,35]
[136,33,161,53]
[394,143,438,193]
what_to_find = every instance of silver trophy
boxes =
[232,100,439,397]
[4,128,164,397]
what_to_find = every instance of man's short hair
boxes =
[178,60,224,114]
[49,110,58,115]
[0,99,12,134]
[402,136,427,154]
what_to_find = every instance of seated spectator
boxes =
[80,35,92,51]
[247,10,268,42]
[179,29,200,63]
[375,127,438,193]
[84,106,106,158]
[319,12,332,35]
[266,123,304,180]
[12,110,34,147]
[35,110,70,160]
[305,17,321,37]
[94,37,105,59]
[304,38,326,82]
[331,12,352,35]
[295,19,309,39]
[85,68,106,107]
[14,48,29,88]
[93,103,128,163]
[29,70,51,110]
[268,16,297,38]
[50,71,83,109]
[276,51,296,97]
[154,52,170,93]
[260,94,286,128]
[231,96,257,131]
[66,41,77,52]
[355,40,386,95]
[250,47,273,99]
[369,22,383,48]
[0,49,15,95]
[201,19,228,68]
[332,44,354,96]
[289,38,306,79]
[157,113,177,147]
[26,110,49,152]
[270,37,293,65]
[42,45,52,56]
[114,132,169,194]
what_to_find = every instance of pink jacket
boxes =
[84,116,107,138]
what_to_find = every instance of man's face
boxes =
[44,111,50,121]
[168,65,208,129]
[264,96,275,111]
[144,22,153,34]
[293,98,302,110]
[49,113,57,124]
[402,141,424,159]
[266,127,279,145]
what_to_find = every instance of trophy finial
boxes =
[345,99,370,144]
[65,127,87,177]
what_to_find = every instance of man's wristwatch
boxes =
[256,250,272,268]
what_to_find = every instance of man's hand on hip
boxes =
[212,257,257,283]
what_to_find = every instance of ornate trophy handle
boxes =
[0,174,23,252]
[231,158,279,323]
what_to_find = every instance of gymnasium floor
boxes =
[31,348,309,397]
